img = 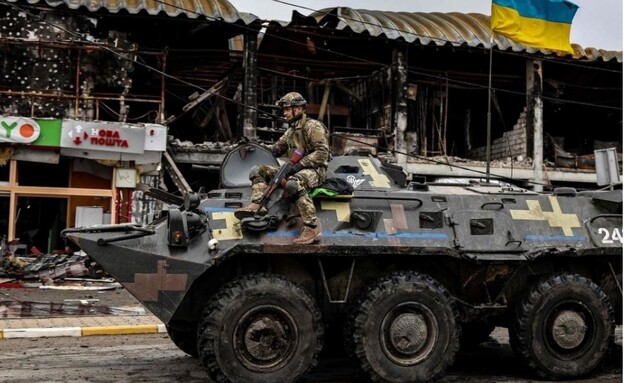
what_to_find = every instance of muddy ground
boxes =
[0,286,620,382]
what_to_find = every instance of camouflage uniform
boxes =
[250,113,329,227]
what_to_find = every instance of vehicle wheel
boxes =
[460,322,496,349]
[197,273,324,383]
[348,271,460,383]
[509,274,614,379]
[166,323,198,357]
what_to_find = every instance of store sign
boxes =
[61,121,146,154]
[0,116,41,143]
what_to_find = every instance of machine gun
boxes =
[254,147,305,216]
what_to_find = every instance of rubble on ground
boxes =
[1,252,90,280]
[0,247,111,289]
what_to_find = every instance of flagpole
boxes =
[485,35,493,183]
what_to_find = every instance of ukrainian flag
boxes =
[491,0,578,53]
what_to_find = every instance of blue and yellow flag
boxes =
[491,0,578,53]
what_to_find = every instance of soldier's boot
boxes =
[292,225,321,245]
[234,202,267,220]
[235,182,268,220]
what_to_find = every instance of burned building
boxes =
[172,7,621,192]
[0,0,258,251]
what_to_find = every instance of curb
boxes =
[0,324,166,339]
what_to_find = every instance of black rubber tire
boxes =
[509,274,615,379]
[197,273,324,383]
[166,324,198,358]
[347,271,460,383]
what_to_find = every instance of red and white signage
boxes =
[61,121,146,154]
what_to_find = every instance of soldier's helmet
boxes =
[276,92,307,107]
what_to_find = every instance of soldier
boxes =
[235,92,330,244]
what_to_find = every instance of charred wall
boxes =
[0,2,246,129]
[257,16,621,167]
[0,6,138,120]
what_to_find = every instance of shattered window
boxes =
[17,159,69,187]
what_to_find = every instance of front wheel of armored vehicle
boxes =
[509,273,614,379]
[197,273,324,383]
[347,271,460,383]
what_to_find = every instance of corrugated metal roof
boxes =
[8,0,258,24]
[306,8,622,63]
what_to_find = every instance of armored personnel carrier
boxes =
[63,142,622,383]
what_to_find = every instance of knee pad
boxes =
[285,178,299,196]
[248,165,260,180]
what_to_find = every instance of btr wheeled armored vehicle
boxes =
[63,142,622,383]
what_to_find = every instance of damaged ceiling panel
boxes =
[6,0,258,24]
[303,7,622,63]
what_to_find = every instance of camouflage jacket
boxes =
[272,113,329,169]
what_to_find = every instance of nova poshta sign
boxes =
[61,120,146,154]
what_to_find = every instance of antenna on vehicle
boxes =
[485,35,494,183]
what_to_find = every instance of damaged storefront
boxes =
[0,0,256,255]
[0,116,166,255]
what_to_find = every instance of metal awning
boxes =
[290,7,621,63]
[6,0,259,24]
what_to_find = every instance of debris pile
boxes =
[0,252,91,282]
[0,236,108,288]
[168,138,237,152]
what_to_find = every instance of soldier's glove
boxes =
[288,163,304,176]
[271,145,281,157]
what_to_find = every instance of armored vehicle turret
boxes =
[63,142,622,383]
